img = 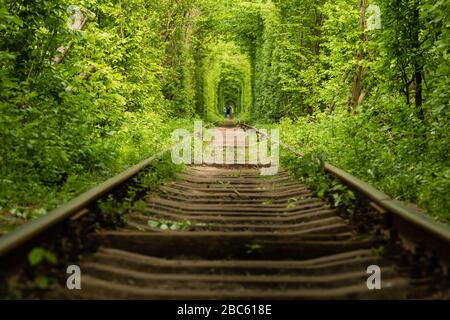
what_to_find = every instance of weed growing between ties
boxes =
[96,154,186,229]
[0,154,185,299]
[280,150,357,219]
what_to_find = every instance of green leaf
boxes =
[35,276,49,290]
[160,224,168,230]
[28,248,57,266]
[28,248,46,266]
[147,220,159,228]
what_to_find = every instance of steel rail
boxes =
[241,123,450,245]
[1,123,449,262]
[0,148,173,259]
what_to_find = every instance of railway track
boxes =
[0,123,449,299]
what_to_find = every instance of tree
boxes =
[350,0,366,108]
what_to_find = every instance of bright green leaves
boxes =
[28,247,57,267]
[201,41,252,121]
[27,247,58,290]
[0,0,448,231]
[276,107,450,223]
[0,0,198,232]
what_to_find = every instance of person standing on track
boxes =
[228,104,233,119]
[225,104,233,119]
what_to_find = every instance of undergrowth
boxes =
[0,118,193,234]
[259,105,449,224]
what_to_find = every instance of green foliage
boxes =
[0,0,198,230]
[97,155,186,227]
[27,247,57,291]
[0,0,448,228]
[243,0,449,221]
[34,275,51,290]
[201,41,252,121]
[245,243,262,254]
[277,107,449,222]
[280,150,356,215]
[28,247,57,267]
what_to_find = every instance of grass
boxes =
[0,118,196,234]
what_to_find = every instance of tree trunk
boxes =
[51,10,90,65]
[412,0,424,120]
[414,62,423,113]
[350,0,366,109]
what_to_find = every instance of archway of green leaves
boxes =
[218,78,244,116]
[201,41,252,121]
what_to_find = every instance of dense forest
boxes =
[0,0,449,228]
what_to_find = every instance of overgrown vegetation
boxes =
[223,0,448,221]
[277,110,449,222]
[0,0,198,229]
[0,0,448,226]
[97,155,185,227]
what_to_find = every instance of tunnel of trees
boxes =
[0,0,448,227]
